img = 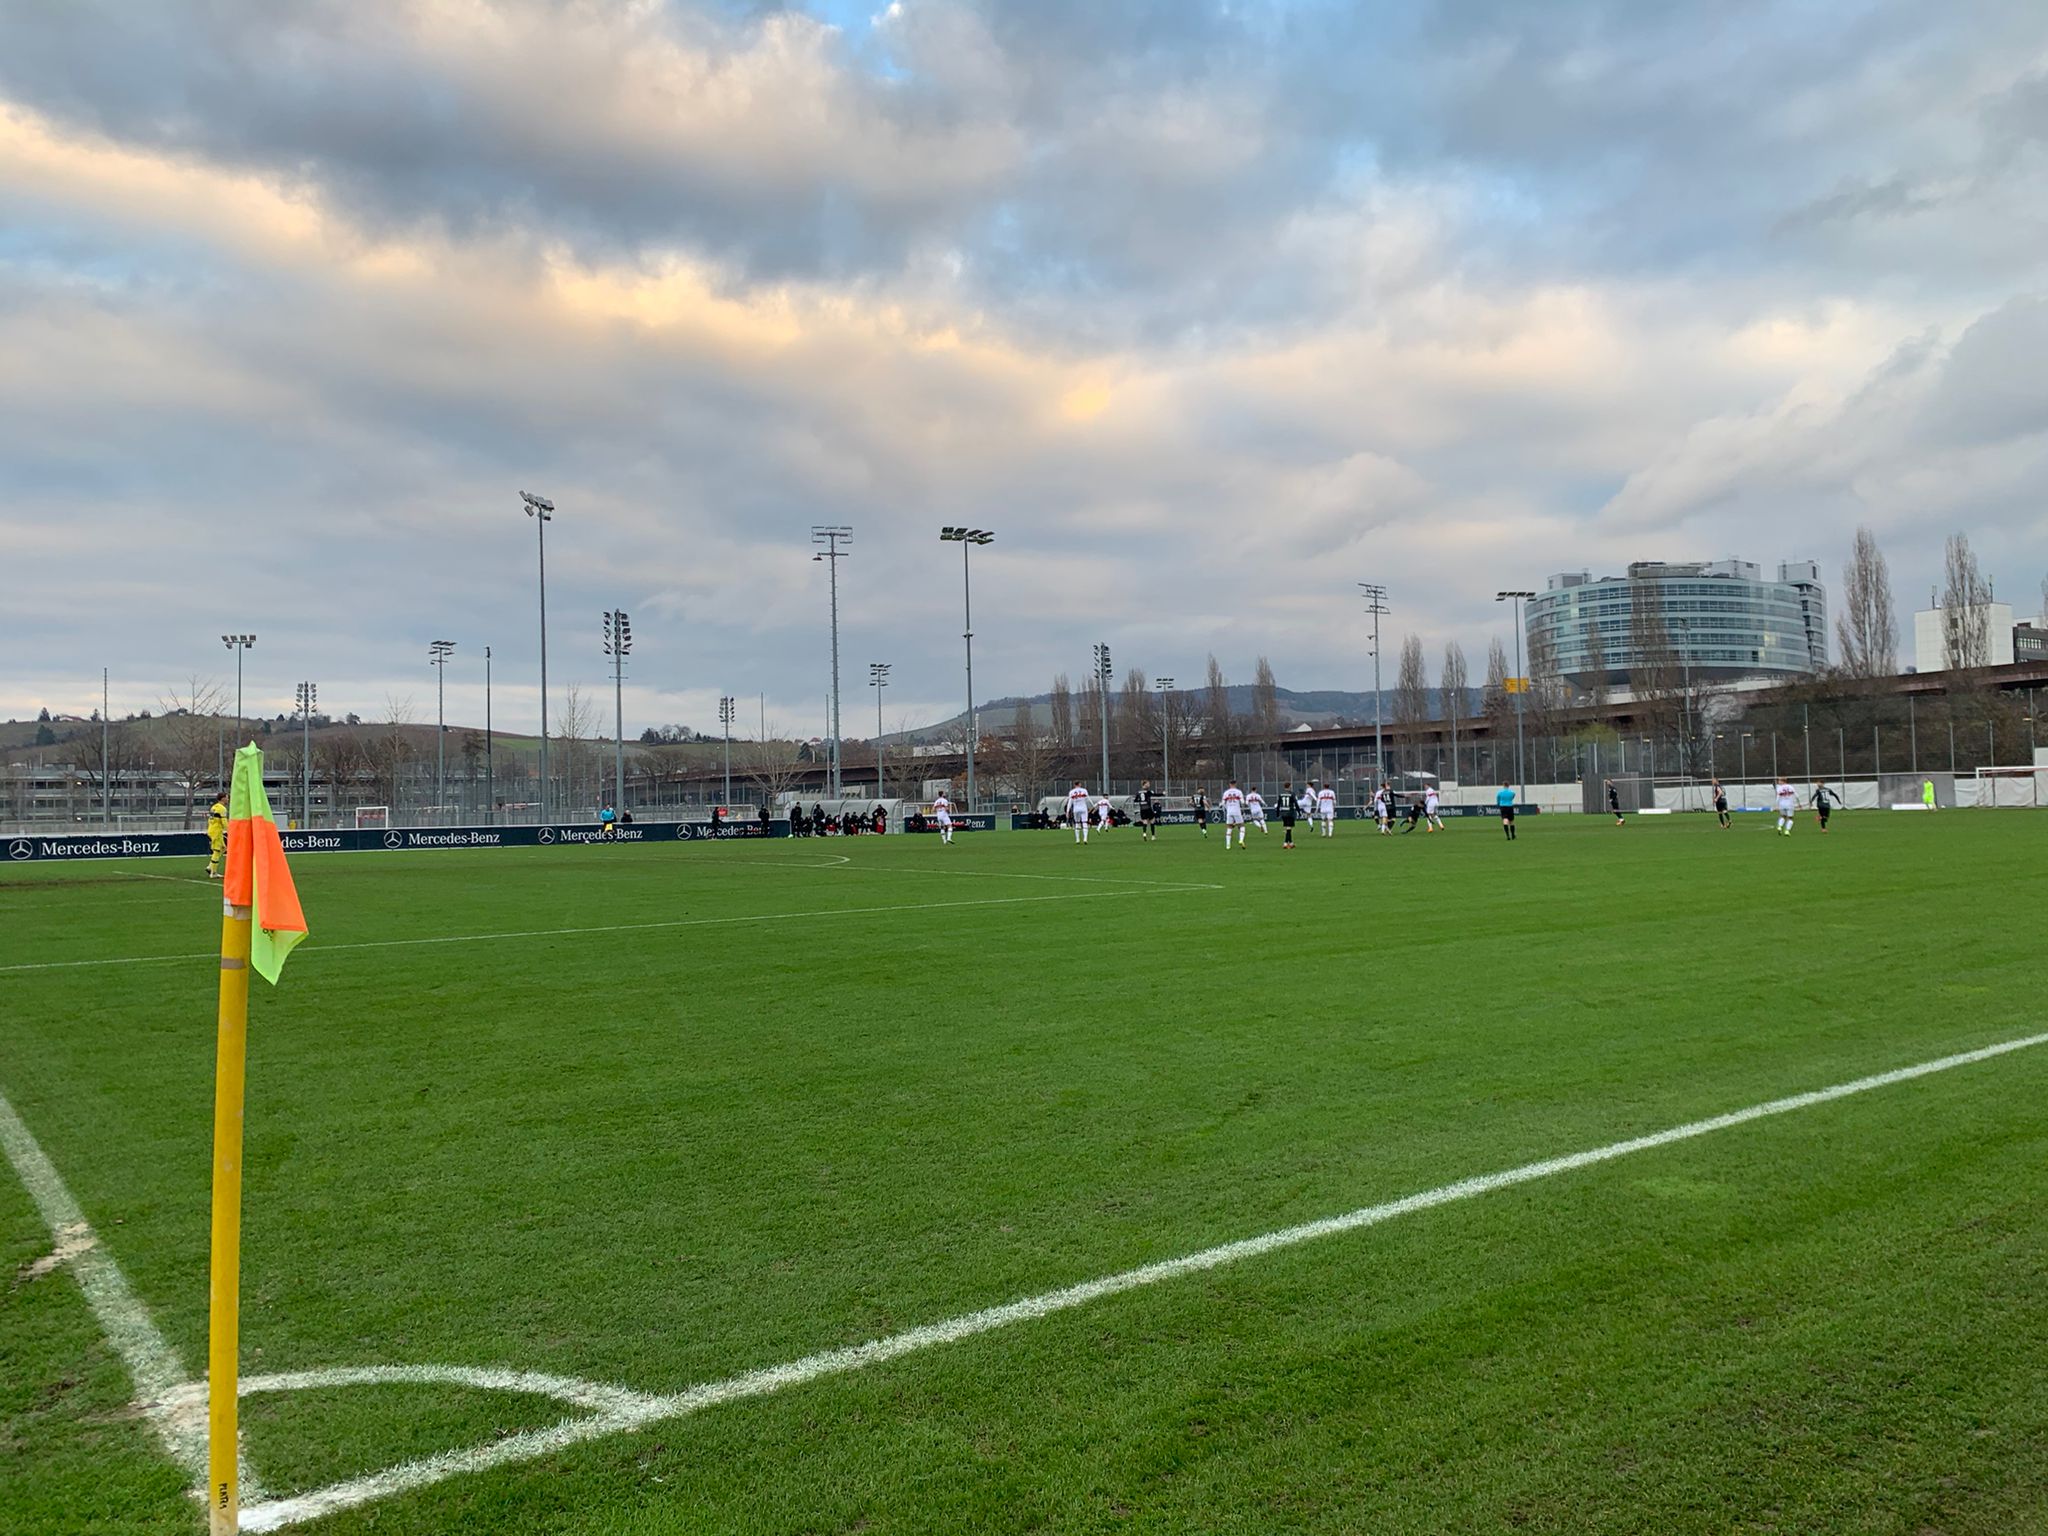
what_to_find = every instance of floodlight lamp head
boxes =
[968,529,993,545]
[940,526,965,541]
[521,490,554,518]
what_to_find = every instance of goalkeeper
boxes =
[205,787,229,879]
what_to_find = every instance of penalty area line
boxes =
[239,1029,2048,1532]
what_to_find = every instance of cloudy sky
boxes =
[4,0,2046,736]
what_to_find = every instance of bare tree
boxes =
[1046,674,1076,757]
[1628,577,1685,744]
[1203,654,1236,781]
[158,676,229,826]
[1006,700,1049,802]
[1250,657,1281,742]
[1393,635,1429,732]
[368,695,418,813]
[1835,526,1897,679]
[1117,667,1156,782]
[1581,613,1611,706]
[555,684,597,811]
[1483,637,1512,772]
[739,727,809,806]
[1940,533,1993,672]
[1441,641,1469,781]
[75,717,144,821]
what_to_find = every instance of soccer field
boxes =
[4,814,2047,1535]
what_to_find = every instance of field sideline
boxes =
[4,814,2046,1534]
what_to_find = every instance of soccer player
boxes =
[1317,781,1337,837]
[1279,779,1298,848]
[1810,780,1835,833]
[1423,783,1443,832]
[1605,779,1624,826]
[1066,780,1092,843]
[932,790,954,844]
[1773,776,1798,836]
[1137,780,1159,841]
[1496,782,1517,840]
[1712,778,1731,829]
[1096,794,1113,834]
[204,786,228,878]
[1922,778,1938,812]
[1193,789,1210,838]
[1372,784,1391,835]
[1221,779,1247,849]
[1246,787,1268,835]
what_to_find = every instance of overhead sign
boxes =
[1503,677,1531,694]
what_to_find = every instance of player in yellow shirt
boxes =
[205,789,229,879]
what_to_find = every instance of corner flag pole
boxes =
[209,892,252,1535]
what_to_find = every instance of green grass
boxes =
[4,812,2047,1535]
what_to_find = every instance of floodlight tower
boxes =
[812,526,853,796]
[521,491,555,814]
[1496,590,1536,798]
[602,610,631,815]
[221,634,256,736]
[429,640,455,819]
[867,664,890,798]
[294,681,317,827]
[1356,585,1387,783]
[1092,642,1113,791]
[719,694,737,809]
[1155,676,1176,795]
[939,527,994,809]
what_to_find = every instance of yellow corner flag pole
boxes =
[208,893,252,1535]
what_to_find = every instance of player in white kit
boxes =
[1372,785,1391,834]
[1095,795,1113,833]
[932,791,955,844]
[1221,780,1247,848]
[1316,783,1337,836]
[1773,776,1798,836]
[1245,787,1268,834]
[1423,784,1443,832]
[1066,780,1092,843]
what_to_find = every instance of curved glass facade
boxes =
[1527,561,1826,686]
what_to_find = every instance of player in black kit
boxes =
[1138,780,1160,841]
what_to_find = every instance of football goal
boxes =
[353,805,391,829]
[1971,766,2044,807]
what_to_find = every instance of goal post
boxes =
[353,805,391,829]
[1971,766,2044,808]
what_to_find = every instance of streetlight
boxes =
[1358,584,1388,782]
[1092,642,1113,791]
[812,526,853,796]
[720,694,738,809]
[602,611,631,816]
[294,681,317,828]
[939,527,994,810]
[865,667,888,800]
[1155,676,1176,795]
[1496,591,1535,798]
[484,644,493,822]
[429,640,455,821]
[1740,731,1753,807]
[221,634,256,735]
[521,491,555,815]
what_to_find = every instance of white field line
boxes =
[0,886,1195,975]
[0,1087,268,1499]
[234,1029,2048,1532]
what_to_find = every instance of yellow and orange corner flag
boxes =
[209,743,309,1534]
[224,743,308,984]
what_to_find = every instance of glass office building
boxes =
[1527,560,1827,688]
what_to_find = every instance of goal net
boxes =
[353,805,391,829]
[1971,766,2045,807]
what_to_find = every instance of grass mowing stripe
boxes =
[0,886,1205,974]
[235,1027,2048,1533]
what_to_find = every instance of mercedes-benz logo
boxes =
[6,839,31,861]
[538,826,555,844]
[383,831,405,850]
